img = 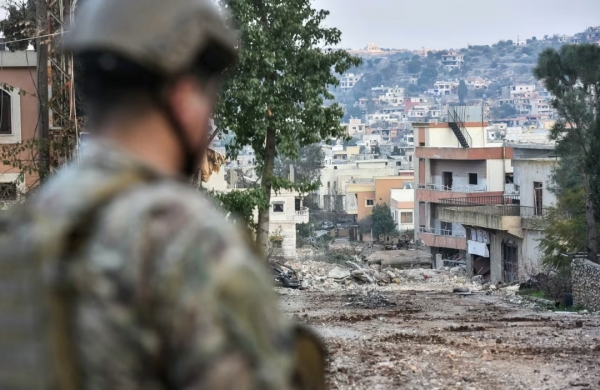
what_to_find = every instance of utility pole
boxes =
[36,0,50,181]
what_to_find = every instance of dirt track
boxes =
[280,288,600,390]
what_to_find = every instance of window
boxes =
[400,212,413,224]
[0,182,17,201]
[534,182,543,216]
[272,203,284,213]
[0,90,11,135]
[366,199,374,207]
[468,173,478,185]
[441,221,452,236]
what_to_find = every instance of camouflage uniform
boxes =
[30,141,295,389]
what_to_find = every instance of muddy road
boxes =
[280,288,600,390]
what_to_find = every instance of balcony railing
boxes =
[295,208,309,216]
[442,204,550,218]
[419,226,467,238]
[418,183,487,193]
[439,194,521,206]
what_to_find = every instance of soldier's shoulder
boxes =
[101,180,248,254]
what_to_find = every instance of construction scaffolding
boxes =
[38,0,78,173]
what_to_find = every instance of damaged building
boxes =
[414,107,557,282]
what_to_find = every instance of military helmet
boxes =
[63,0,238,76]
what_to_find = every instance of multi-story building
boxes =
[317,160,399,213]
[413,110,513,265]
[343,118,366,137]
[269,189,310,258]
[203,168,308,259]
[391,188,415,232]
[346,174,414,227]
[340,73,362,90]
[0,50,39,203]
[441,50,464,68]
[415,120,556,282]
[433,81,458,96]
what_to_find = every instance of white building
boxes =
[269,189,310,258]
[317,160,398,211]
[340,73,362,90]
[343,118,366,136]
[441,50,464,68]
[391,188,415,232]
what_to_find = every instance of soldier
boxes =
[0,0,323,389]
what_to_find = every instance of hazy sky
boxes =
[313,0,600,50]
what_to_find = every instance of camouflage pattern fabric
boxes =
[30,141,295,390]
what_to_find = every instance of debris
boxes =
[472,275,484,285]
[271,263,302,289]
[453,287,470,293]
[347,261,375,283]
[345,290,396,309]
[328,266,351,281]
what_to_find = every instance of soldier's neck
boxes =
[98,113,184,177]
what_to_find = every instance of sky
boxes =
[313,0,600,50]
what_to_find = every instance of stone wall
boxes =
[572,258,600,312]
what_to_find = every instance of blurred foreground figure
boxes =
[0,0,324,389]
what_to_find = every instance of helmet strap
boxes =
[156,98,201,178]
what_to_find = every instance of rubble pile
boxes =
[280,255,477,293]
[344,290,396,309]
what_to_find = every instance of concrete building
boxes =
[318,160,399,213]
[202,165,308,259]
[340,73,362,90]
[346,175,414,223]
[413,115,514,266]
[0,50,39,202]
[269,189,310,258]
[441,50,464,68]
[391,188,415,232]
[343,118,366,137]
[430,137,557,283]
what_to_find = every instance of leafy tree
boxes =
[406,56,422,74]
[458,80,468,104]
[371,203,396,238]
[273,143,323,185]
[0,0,36,52]
[216,0,361,252]
[490,104,517,119]
[537,189,587,271]
[418,64,438,86]
[534,44,600,263]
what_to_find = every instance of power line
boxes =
[1,31,65,46]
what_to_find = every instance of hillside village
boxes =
[0,1,599,388]
[201,25,600,286]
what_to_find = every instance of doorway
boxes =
[442,172,453,191]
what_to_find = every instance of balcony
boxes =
[294,208,310,224]
[417,183,504,204]
[439,194,520,206]
[419,183,488,193]
[418,227,466,249]
[437,206,521,235]
[415,147,505,160]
